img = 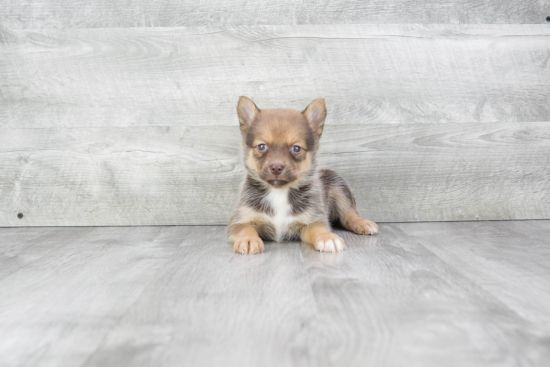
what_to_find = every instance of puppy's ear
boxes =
[302,98,326,138]
[237,96,260,134]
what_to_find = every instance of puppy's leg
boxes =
[227,222,265,254]
[321,169,379,236]
[341,210,379,236]
[301,221,345,252]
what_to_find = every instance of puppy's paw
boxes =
[314,233,345,253]
[350,218,379,235]
[234,236,265,255]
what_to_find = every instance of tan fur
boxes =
[228,223,264,254]
[342,212,379,236]
[301,222,345,252]
[228,97,378,254]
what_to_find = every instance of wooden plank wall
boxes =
[1,1,549,27]
[1,2,549,226]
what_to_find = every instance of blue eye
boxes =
[258,144,267,152]
[292,145,301,153]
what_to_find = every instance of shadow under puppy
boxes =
[227,97,378,254]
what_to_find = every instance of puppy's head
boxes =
[237,96,326,188]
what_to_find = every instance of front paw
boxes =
[350,218,379,235]
[234,236,265,255]
[314,233,345,253]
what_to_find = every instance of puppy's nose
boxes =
[270,164,284,175]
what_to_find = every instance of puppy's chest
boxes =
[263,189,298,241]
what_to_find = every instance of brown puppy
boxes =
[227,96,378,254]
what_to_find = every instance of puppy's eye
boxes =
[257,144,267,152]
[292,145,301,153]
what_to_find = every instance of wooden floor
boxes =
[1,221,549,366]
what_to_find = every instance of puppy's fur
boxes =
[227,97,378,254]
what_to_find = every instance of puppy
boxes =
[227,97,378,254]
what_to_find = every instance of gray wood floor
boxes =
[0,221,549,366]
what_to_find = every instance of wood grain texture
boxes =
[1,0,549,28]
[1,222,550,366]
[0,226,187,367]
[0,227,94,280]
[1,25,550,127]
[395,221,550,325]
[2,24,549,225]
[83,226,323,366]
[1,122,549,226]
[301,224,550,366]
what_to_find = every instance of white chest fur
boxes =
[263,188,293,241]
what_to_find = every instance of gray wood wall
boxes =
[1,2,549,226]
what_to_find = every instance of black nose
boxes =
[270,164,284,175]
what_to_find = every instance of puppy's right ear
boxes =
[237,96,260,134]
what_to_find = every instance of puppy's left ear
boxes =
[302,98,327,138]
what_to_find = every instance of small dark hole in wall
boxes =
[17,213,24,219]
[547,16,550,22]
